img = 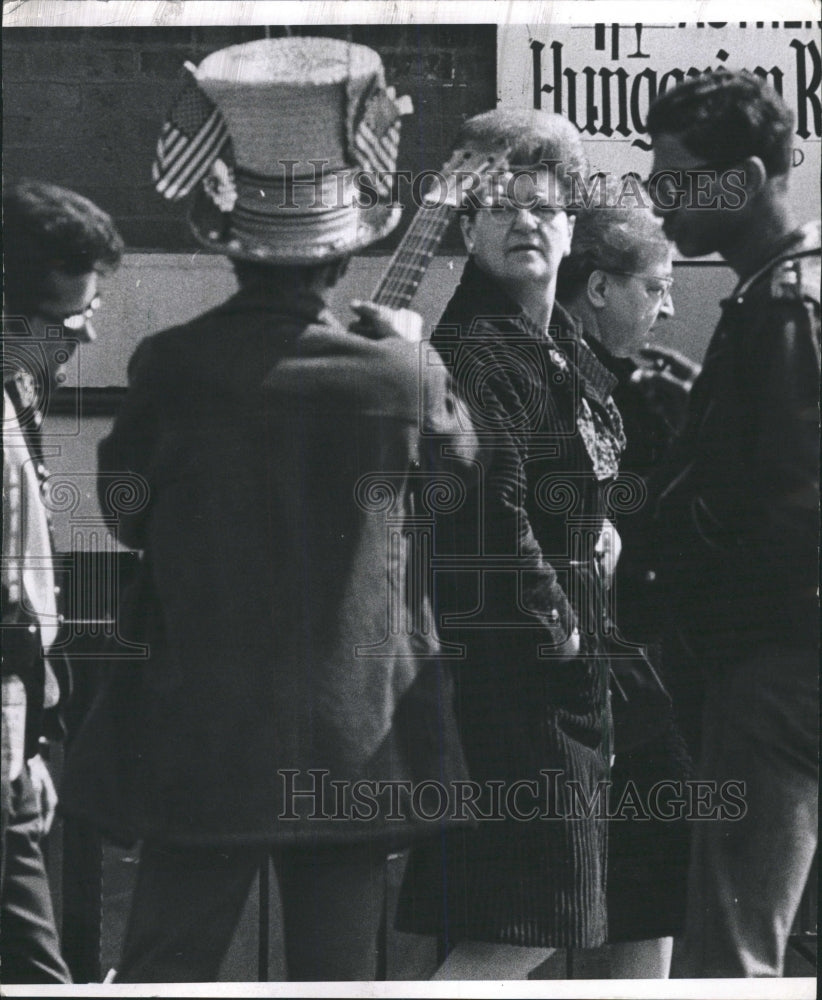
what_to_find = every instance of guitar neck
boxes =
[370,201,452,310]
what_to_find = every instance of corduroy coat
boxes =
[61,283,477,849]
[397,260,622,949]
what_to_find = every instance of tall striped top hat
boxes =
[152,36,412,263]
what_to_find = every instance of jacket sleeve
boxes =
[742,296,820,607]
[1,584,41,681]
[97,339,158,551]
[437,337,578,652]
[686,292,820,627]
[418,340,480,473]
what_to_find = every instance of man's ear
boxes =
[459,213,476,254]
[738,156,767,197]
[586,269,609,308]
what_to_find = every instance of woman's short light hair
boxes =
[455,109,588,215]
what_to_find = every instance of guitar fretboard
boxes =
[368,143,508,310]
[371,201,452,310]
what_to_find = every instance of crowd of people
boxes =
[1,35,818,985]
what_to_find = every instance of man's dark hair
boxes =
[232,257,350,293]
[646,69,794,178]
[3,179,124,312]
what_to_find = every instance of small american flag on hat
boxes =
[353,85,412,199]
[152,63,230,201]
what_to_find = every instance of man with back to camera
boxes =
[646,69,820,978]
[59,36,478,982]
[2,179,123,982]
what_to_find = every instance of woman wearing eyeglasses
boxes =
[556,192,696,979]
[396,110,626,979]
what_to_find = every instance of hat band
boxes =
[228,167,360,249]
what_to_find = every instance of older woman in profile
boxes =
[556,190,696,979]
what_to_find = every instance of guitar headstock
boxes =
[421,142,511,208]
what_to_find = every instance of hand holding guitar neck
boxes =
[349,301,423,341]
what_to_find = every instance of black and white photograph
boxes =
[1,2,819,996]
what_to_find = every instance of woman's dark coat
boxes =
[397,260,623,949]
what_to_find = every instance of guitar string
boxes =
[380,223,443,298]
[376,204,451,308]
[373,153,507,308]
[376,167,462,303]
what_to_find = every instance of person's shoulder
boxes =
[768,223,821,307]
[143,296,244,351]
[122,325,180,385]
[733,224,821,380]
[125,314,203,365]
[269,324,430,418]
[292,321,422,372]
[123,290,299,379]
[746,221,821,308]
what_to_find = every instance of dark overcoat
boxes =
[61,284,476,848]
[397,261,622,949]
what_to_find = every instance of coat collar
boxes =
[442,259,618,406]
[207,281,341,332]
[726,220,821,304]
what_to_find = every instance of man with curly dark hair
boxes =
[2,179,123,983]
[646,70,819,978]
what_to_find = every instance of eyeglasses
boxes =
[37,295,102,331]
[482,197,569,221]
[608,271,674,301]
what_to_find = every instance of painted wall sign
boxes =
[498,22,821,218]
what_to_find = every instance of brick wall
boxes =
[2,25,496,250]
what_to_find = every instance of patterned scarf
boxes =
[545,338,626,481]
[577,395,626,481]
